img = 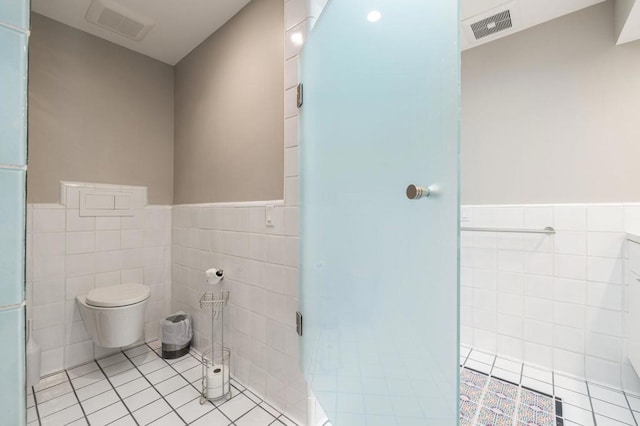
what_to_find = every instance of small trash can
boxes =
[160,312,193,359]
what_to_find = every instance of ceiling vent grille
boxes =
[470,10,512,40]
[462,1,517,45]
[85,0,153,41]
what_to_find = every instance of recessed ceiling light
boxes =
[367,10,382,23]
[290,32,304,46]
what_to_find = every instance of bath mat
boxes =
[460,367,564,426]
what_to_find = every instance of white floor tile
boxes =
[562,403,596,426]
[138,358,167,375]
[176,398,216,423]
[124,344,151,358]
[236,406,277,425]
[468,350,496,365]
[40,404,85,426]
[155,374,189,396]
[27,393,35,408]
[493,357,522,374]
[591,399,636,424]
[554,387,592,410]
[87,401,129,426]
[67,362,99,379]
[67,418,90,426]
[165,384,201,409]
[218,393,258,421]
[588,383,630,408]
[245,390,263,404]
[26,406,37,423]
[103,360,135,377]
[260,401,281,418]
[147,366,177,384]
[277,415,299,426]
[81,389,120,415]
[595,414,634,426]
[131,351,161,366]
[522,365,553,384]
[36,381,73,403]
[133,398,172,425]
[554,373,588,395]
[76,379,111,401]
[124,387,161,412]
[109,368,143,387]
[231,378,246,391]
[182,365,202,383]
[116,376,151,399]
[491,368,520,384]
[37,391,78,418]
[465,359,492,374]
[628,395,640,412]
[173,356,201,373]
[189,408,232,425]
[97,353,127,368]
[460,346,472,358]
[108,415,138,426]
[521,376,553,395]
[149,411,187,425]
[35,372,69,392]
[71,370,106,389]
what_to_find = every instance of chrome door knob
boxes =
[406,184,431,200]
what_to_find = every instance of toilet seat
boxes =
[86,283,150,308]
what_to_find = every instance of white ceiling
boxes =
[31,0,252,65]
[32,0,607,65]
[461,0,606,50]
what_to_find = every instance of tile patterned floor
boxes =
[27,341,299,426]
[460,367,562,426]
[461,346,640,426]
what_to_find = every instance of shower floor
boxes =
[27,340,298,426]
[460,346,640,426]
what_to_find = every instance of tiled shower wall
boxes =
[26,184,172,376]
[461,203,640,393]
[0,0,29,423]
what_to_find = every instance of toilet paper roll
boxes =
[206,364,230,399]
[205,268,224,284]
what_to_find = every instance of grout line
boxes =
[121,346,190,425]
[33,344,293,426]
[585,381,598,426]
[64,370,90,423]
[234,404,274,425]
[95,359,141,425]
[624,392,639,426]
[519,360,524,385]
[31,386,42,425]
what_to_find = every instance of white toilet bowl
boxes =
[76,283,150,348]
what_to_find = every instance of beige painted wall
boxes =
[28,13,174,204]
[462,1,640,205]
[173,0,284,204]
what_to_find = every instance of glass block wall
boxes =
[0,0,29,424]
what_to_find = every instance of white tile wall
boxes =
[26,183,172,376]
[168,3,329,425]
[461,203,640,393]
[171,202,306,422]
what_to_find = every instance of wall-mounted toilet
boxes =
[77,283,150,348]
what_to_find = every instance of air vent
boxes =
[85,0,154,41]
[462,1,517,46]
[470,10,512,40]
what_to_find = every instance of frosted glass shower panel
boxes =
[299,1,460,425]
